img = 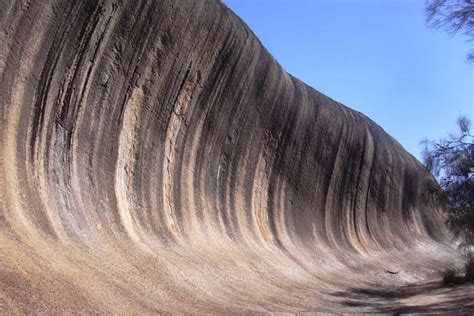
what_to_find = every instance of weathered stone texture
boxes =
[0,0,460,313]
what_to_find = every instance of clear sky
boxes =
[224,0,473,161]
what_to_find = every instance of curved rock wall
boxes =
[0,0,456,313]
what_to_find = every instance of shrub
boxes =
[465,260,474,282]
[442,269,464,286]
[422,116,474,237]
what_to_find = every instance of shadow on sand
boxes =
[333,279,474,314]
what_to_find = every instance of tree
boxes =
[426,0,474,62]
[422,116,474,238]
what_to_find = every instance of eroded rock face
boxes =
[0,0,457,313]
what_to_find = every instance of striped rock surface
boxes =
[0,0,466,313]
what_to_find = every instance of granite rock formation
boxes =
[0,0,465,313]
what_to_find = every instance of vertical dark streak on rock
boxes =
[29,1,78,163]
[351,131,367,251]
[0,0,457,313]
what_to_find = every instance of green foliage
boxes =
[426,0,474,62]
[422,116,474,235]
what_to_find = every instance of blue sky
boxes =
[224,0,473,160]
